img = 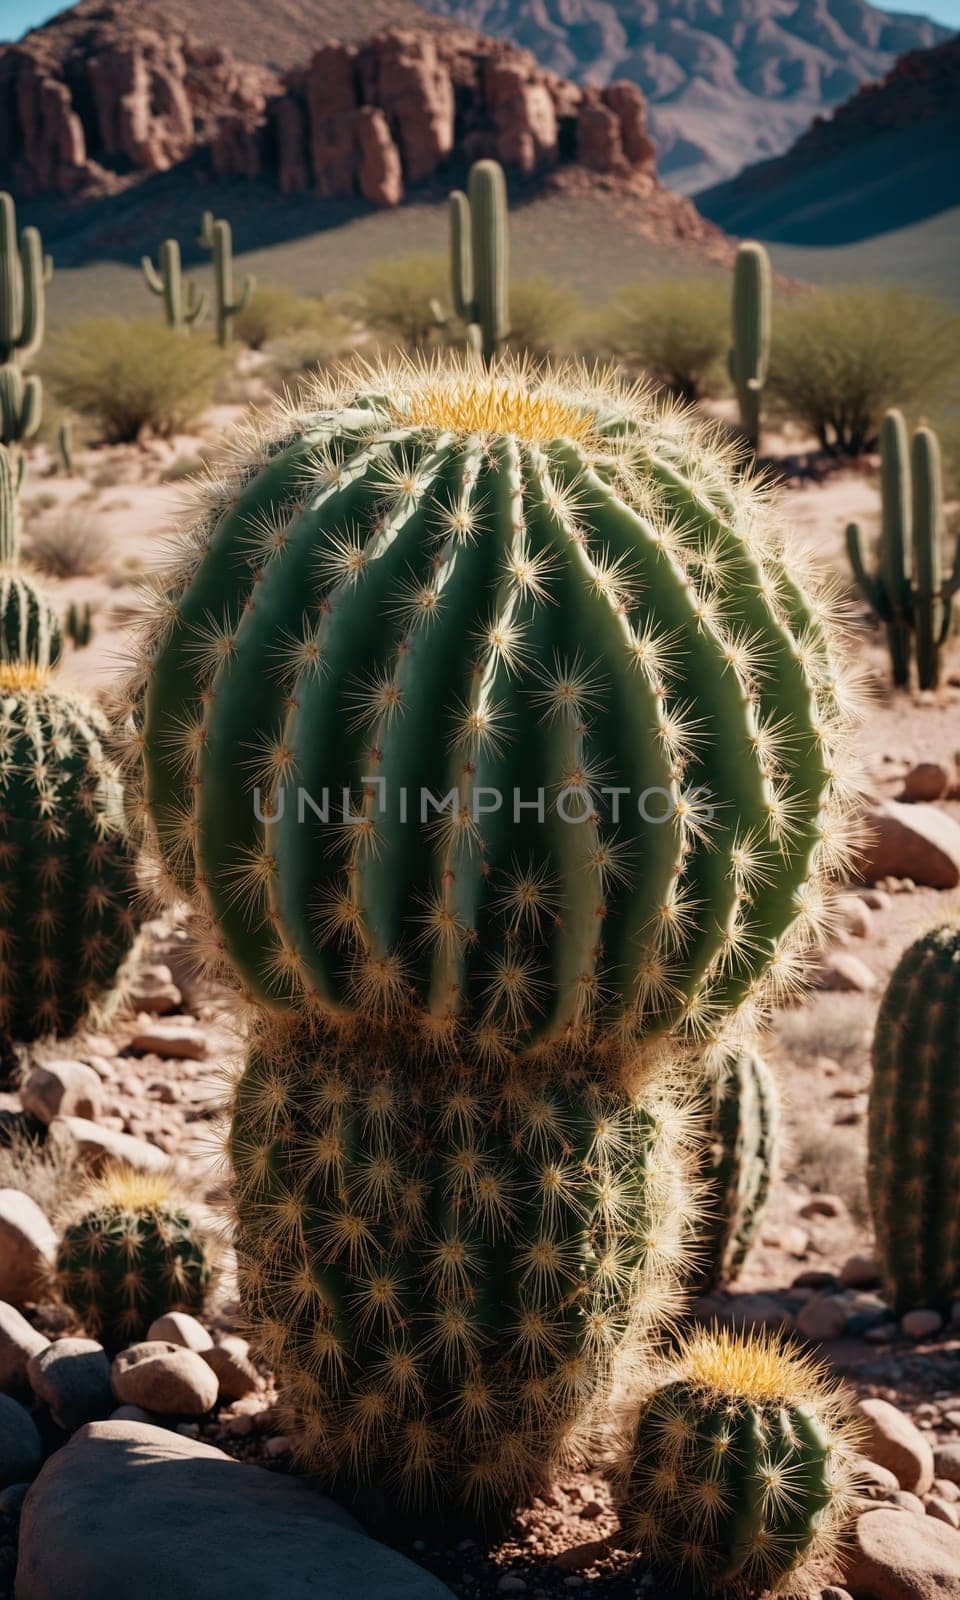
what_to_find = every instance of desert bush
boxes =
[161,452,210,483]
[586,277,729,400]
[25,510,111,577]
[233,284,328,350]
[0,1126,79,1221]
[44,319,228,443]
[767,286,960,456]
[505,276,583,358]
[265,313,356,389]
[358,252,448,349]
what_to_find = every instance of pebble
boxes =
[47,1117,169,1175]
[19,1061,102,1125]
[127,1024,208,1061]
[926,1498,960,1530]
[111,1343,218,1416]
[796,1294,849,1341]
[889,1492,927,1514]
[146,1314,213,1353]
[847,1507,960,1600]
[842,1254,883,1288]
[934,1445,960,1486]
[203,1343,260,1401]
[0,1301,49,1389]
[27,1339,113,1432]
[833,894,873,938]
[858,1459,902,1498]
[857,1398,935,1494]
[263,1435,292,1458]
[902,1310,944,1340]
[813,951,877,992]
[0,1190,56,1307]
[127,965,182,1015]
[936,1480,960,1503]
[762,1224,809,1256]
[900,762,950,803]
[0,1394,42,1487]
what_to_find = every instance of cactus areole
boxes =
[136,355,858,1062]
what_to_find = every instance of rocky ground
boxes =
[1,414,959,1597]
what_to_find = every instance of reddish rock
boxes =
[358,31,454,183]
[355,108,403,206]
[845,1507,960,1600]
[855,800,960,889]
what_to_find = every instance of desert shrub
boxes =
[266,313,356,389]
[233,284,328,350]
[44,319,228,443]
[161,452,210,483]
[25,510,111,577]
[505,276,583,358]
[586,277,729,400]
[358,253,448,350]
[0,1126,79,1221]
[767,286,960,456]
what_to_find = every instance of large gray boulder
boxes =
[15,1421,457,1600]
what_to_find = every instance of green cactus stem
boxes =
[203,217,254,348]
[57,420,74,476]
[0,443,60,669]
[64,600,93,650]
[688,1046,780,1292]
[728,242,771,455]
[0,193,52,366]
[0,362,42,448]
[231,1008,694,1517]
[869,923,960,1313]
[616,1325,859,1593]
[198,210,215,249]
[57,1168,211,1349]
[449,160,510,364]
[132,354,860,1057]
[141,239,207,334]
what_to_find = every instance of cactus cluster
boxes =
[57,1167,211,1348]
[869,923,960,1314]
[199,214,254,348]
[728,242,771,456]
[141,239,207,334]
[232,1009,693,1514]
[616,1326,859,1593]
[64,600,94,650]
[449,161,510,364]
[689,1046,780,1292]
[0,192,50,448]
[130,354,860,1058]
[847,410,959,690]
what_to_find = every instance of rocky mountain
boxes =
[696,33,960,244]
[417,0,952,190]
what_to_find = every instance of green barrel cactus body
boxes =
[134,356,857,1060]
[869,924,960,1313]
[616,1327,857,1593]
[231,1010,692,1514]
[0,683,139,1041]
[57,1170,211,1348]
[689,1046,779,1291]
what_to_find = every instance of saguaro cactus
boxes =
[847,410,960,690]
[0,444,60,668]
[869,923,960,1313]
[616,1326,858,1593]
[728,241,771,455]
[0,363,42,448]
[688,1046,780,1292]
[201,217,254,347]
[65,600,93,650]
[449,160,510,364]
[0,192,52,365]
[141,239,207,333]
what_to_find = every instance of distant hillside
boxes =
[696,35,960,247]
[418,0,950,191]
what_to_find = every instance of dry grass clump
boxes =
[25,510,111,577]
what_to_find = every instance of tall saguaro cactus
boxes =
[0,363,42,448]
[728,241,771,455]
[846,410,960,690]
[201,216,254,347]
[141,239,207,333]
[449,160,510,364]
[0,192,52,366]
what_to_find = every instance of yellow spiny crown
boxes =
[0,663,52,691]
[403,368,597,445]
[83,1164,177,1213]
[680,1324,839,1407]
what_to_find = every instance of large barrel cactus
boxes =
[689,1046,780,1292]
[616,1326,858,1592]
[869,924,960,1313]
[133,354,858,1056]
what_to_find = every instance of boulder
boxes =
[15,1421,457,1599]
[0,1394,42,1488]
[0,1302,49,1389]
[47,1116,168,1175]
[27,1339,113,1432]
[145,1313,212,1353]
[19,1060,101,1125]
[845,1507,960,1600]
[856,1398,934,1494]
[0,1191,56,1307]
[112,1343,219,1415]
[899,763,950,803]
[855,800,960,890]
[126,1023,208,1061]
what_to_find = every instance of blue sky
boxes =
[1,0,958,37]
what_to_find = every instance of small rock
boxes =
[146,1314,212,1353]
[846,1507,960,1600]
[553,1540,612,1575]
[833,894,873,938]
[720,1293,792,1331]
[858,1459,902,1498]
[112,1343,218,1416]
[19,1061,101,1125]
[927,1498,960,1530]
[842,1254,883,1288]
[110,1405,152,1423]
[763,1223,809,1256]
[865,1324,898,1344]
[498,1578,527,1594]
[899,763,950,803]
[27,1339,113,1432]
[203,1344,260,1401]
[800,1194,848,1220]
[859,889,892,910]
[264,1435,292,1458]
[934,1446,960,1486]
[0,1301,49,1388]
[47,1117,168,1175]
[821,1589,853,1600]
[902,1310,944,1340]
[796,1294,849,1341]
[813,951,877,992]
[936,1482,960,1504]
[857,1398,935,1494]
[127,965,182,1015]
[0,1394,42,1487]
[0,1191,56,1307]
[856,800,960,890]
[889,1491,927,1514]
[127,1025,208,1062]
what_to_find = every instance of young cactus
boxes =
[57,1168,211,1349]
[201,216,254,347]
[64,600,94,650]
[231,1008,694,1517]
[0,362,42,448]
[688,1046,780,1292]
[0,443,61,667]
[449,160,510,364]
[57,420,74,476]
[141,239,207,334]
[0,192,52,366]
[131,353,860,1057]
[728,241,770,455]
[869,923,960,1313]
[846,411,960,690]
[616,1325,859,1593]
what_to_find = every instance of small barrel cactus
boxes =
[131,354,859,1060]
[616,1325,859,1593]
[57,1167,211,1348]
[688,1045,780,1292]
[869,923,960,1313]
[0,444,61,668]
[231,1009,694,1516]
